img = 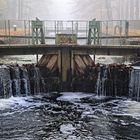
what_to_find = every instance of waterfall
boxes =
[96,65,130,97]
[0,66,12,98]
[20,67,30,95]
[129,67,140,101]
[0,64,45,98]
[10,66,21,96]
[96,67,101,96]
[27,65,42,95]
[96,66,108,96]
[0,63,139,101]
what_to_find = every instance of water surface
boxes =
[0,92,140,140]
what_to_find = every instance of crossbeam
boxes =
[0,44,140,56]
[1,35,140,40]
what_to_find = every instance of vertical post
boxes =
[93,53,96,63]
[94,28,96,44]
[99,21,102,45]
[120,20,122,46]
[72,21,74,44]
[76,21,78,35]
[86,21,88,39]
[36,28,39,44]
[72,21,74,35]
[71,51,74,77]
[97,21,100,44]
[24,20,26,44]
[28,20,31,45]
[61,47,72,91]
[58,50,62,80]
[36,28,38,64]
[125,21,129,44]
[8,20,10,46]
[106,21,108,45]
[55,20,57,34]
[57,21,59,33]
[4,20,7,42]
[36,54,39,64]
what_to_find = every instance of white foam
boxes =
[60,124,76,134]
[57,92,93,102]
[133,66,140,70]
[0,65,8,68]
[131,122,140,127]
[124,100,140,117]
[0,96,42,110]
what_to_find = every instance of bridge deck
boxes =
[1,35,140,39]
[0,44,140,56]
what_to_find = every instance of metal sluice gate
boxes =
[0,19,140,94]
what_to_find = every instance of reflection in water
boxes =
[0,92,140,140]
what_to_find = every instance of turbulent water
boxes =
[1,1,140,139]
[0,92,140,140]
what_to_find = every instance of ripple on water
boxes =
[0,92,140,140]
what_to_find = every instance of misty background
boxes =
[0,0,140,20]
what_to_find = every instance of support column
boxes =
[61,47,72,91]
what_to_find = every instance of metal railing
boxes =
[0,20,140,46]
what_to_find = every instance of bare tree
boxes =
[135,0,139,19]
[105,0,112,20]
[130,0,135,20]
[0,0,8,18]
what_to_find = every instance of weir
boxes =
[0,19,140,100]
[0,64,139,101]
[0,64,131,97]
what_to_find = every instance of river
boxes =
[0,92,140,140]
[0,1,140,139]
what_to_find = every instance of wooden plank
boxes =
[39,54,58,71]
[74,55,87,74]
[74,55,94,74]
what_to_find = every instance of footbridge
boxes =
[0,19,140,89]
[0,19,140,56]
[0,44,140,56]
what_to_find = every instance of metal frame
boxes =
[31,18,45,45]
[87,19,100,45]
[0,19,140,46]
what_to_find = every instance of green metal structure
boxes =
[87,19,100,45]
[32,18,45,45]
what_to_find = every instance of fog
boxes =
[0,0,139,20]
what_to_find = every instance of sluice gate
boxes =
[0,64,133,99]
[0,19,140,100]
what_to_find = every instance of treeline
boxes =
[0,0,139,20]
[0,0,51,20]
[74,0,140,20]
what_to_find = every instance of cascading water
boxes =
[96,65,130,97]
[27,65,42,95]
[10,66,21,96]
[20,66,30,95]
[96,66,108,96]
[129,67,140,101]
[0,66,12,98]
[0,64,45,98]
[0,64,140,102]
[0,64,140,139]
